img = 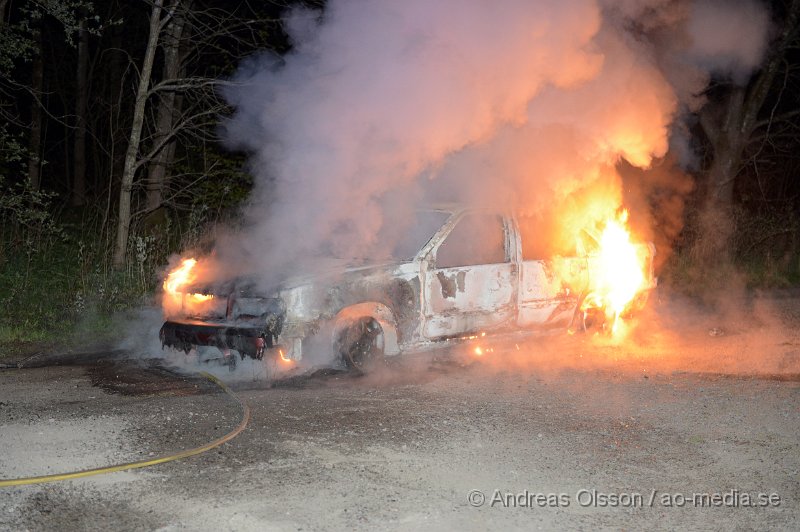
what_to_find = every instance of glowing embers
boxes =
[473,345,496,356]
[461,332,494,358]
[162,258,215,317]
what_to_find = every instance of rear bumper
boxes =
[160,319,278,359]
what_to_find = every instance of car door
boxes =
[421,212,517,339]
[517,259,585,327]
[515,214,586,328]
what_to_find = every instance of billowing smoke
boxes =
[219,0,770,285]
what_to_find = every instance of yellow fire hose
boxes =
[0,372,250,488]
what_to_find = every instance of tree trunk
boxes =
[146,4,189,213]
[100,24,126,237]
[703,88,745,209]
[72,15,89,206]
[0,0,8,25]
[112,0,166,270]
[27,24,44,190]
[696,1,800,262]
[697,88,749,265]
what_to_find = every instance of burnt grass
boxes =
[86,362,216,397]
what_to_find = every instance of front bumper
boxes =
[160,319,280,359]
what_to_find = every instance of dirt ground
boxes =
[1,291,799,531]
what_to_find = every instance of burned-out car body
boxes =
[160,206,656,369]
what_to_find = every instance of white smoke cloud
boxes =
[686,0,771,80]
[219,0,770,283]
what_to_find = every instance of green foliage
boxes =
[0,239,83,350]
[731,206,800,287]
[0,178,65,260]
[0,223,167,356]
[0,125,25,176]
[0,0,279,357]
[13,0,95,44]
[0,0,96,91]
[175,148,253,214]
[0,181,235,357]
[661,205,800,296]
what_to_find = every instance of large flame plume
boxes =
[577,209,652,335]
[162,258,215,317]
[591,211,647,316]
[547,178,653,336]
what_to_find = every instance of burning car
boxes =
[159,205,656,371]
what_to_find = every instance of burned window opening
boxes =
[436,213,507,269]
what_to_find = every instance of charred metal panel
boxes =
[160,295,285,359]
[160,318,281,359]
[456,271,466,292]
[379,275,421,344]
[433,271,467,299]
[321,271,421,345]
[276,264,422,350]
[423,263,516,338]
[437,271,457,299]
[517,259,581,327]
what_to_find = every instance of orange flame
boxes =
[551,193,651,337]
[164,258,197,295]
[580,210,649,334]
[162,258,214,317]
[592,211,646,312]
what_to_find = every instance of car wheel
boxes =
[336,317,384,372]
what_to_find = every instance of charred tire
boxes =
[336,317,384,372]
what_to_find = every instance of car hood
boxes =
[279,258,411,289]
[188,257,414,298]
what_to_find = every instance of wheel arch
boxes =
[331,302,400,356]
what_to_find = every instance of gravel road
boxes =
[1,292,799,530]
